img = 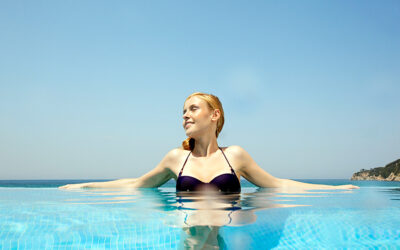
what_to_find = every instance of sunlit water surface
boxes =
[0,179,399,249]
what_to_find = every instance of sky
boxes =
[0,0,399,180]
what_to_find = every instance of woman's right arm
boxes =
[58,149,180,189]
[58,178,138,189]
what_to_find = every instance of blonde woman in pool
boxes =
[59,92,359,191]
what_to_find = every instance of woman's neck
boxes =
[192,135,219,157]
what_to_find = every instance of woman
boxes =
[59,92,359,191]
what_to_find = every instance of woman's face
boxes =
[182,96,217,138]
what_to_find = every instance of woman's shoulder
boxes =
[163,147,190,162]
[220,145,250,172]
[161,148,191,173]
[222,145,247,156]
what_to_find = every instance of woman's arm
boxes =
[232,146,359,190]
[58,178,138,189]
[59,149,179,189]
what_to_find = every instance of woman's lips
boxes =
[185,122,193,128]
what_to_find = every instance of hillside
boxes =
[351,159,400,181]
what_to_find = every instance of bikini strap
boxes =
[219,147,236,174]
[178,151,191,177]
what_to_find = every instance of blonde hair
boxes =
[182,92,225,150]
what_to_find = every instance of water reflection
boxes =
[377,187,400,201]
[61,187,354,249]
[172,189,303,249]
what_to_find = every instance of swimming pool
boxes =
[1,179,399,249]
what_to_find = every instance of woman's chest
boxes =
[174,152,241,182]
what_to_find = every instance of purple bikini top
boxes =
[176,147,241,193]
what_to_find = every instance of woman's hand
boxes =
[332,184,360,190]
[58,182,93,189]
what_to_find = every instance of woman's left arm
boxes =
[231,146,359,190]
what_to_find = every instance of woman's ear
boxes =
[211,109,221,122]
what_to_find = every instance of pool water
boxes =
[0,179,399,249]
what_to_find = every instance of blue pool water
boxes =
[0,179,399,249]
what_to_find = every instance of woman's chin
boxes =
[185,130,197,138]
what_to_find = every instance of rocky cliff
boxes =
[351,159,400,181]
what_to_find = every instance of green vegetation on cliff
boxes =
[355,159,400,178]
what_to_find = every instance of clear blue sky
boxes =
[1,0,399,179]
